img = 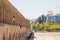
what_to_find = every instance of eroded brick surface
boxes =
[0,0,31,28]
[0,0,31,40]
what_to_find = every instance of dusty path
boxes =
[34,32,60,40]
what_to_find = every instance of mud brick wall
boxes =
[0,0,31,28]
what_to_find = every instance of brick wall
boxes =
[0,0,31,28]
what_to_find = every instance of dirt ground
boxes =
[34,32,60,40]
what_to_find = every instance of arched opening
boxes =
[13,16,15,25]
[13,16,15,20]
[19,24,22,28]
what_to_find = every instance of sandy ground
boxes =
[34,32,60,40]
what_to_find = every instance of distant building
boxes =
[42,11,60,22]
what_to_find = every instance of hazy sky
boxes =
[9,0,60,19]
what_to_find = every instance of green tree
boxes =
[36,17,42,24]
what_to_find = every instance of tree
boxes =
[36,16,42,24]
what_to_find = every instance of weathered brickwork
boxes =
[0,0,31,28]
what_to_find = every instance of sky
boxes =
[9,0,60,19]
